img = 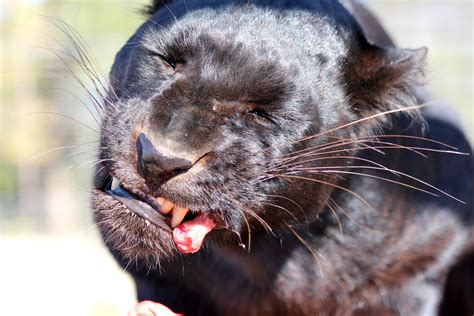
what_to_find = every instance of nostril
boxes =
[136,133,193,180]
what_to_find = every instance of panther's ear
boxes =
[345,44,427,119]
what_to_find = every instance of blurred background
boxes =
[0,0,472,315]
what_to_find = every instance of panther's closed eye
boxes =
[212,101,276,125]
[149,51,178,70]
[246,108,277,125]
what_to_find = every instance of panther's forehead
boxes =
[140,34,294,105]
[110,6,355,111]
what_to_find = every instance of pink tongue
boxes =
[172,214,215,253]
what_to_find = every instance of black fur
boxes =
[91,1,473,314]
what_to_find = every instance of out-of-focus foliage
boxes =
[0,1,471,315]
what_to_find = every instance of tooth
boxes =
[156,197,165,206]
[160,199,175,214]
[111,177,120,191]
[171,206,189,228]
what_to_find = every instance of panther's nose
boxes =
[136,133,193,182]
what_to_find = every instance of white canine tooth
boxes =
[111,177,120,191]
[171,206,189,228]
[145,220,150,227]
[160,200,175,214]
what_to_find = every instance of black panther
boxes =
[89,1,473,314]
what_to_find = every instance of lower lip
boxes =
[106,188,171,232]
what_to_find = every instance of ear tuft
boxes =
[389,47,427,66]
[345,45,427,121]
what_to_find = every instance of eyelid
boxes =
[212,101,277,125]
[150,51,176,69]
[247,108,277,125]
[247,108,269,118]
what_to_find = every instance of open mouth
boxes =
[104,176,216,254]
